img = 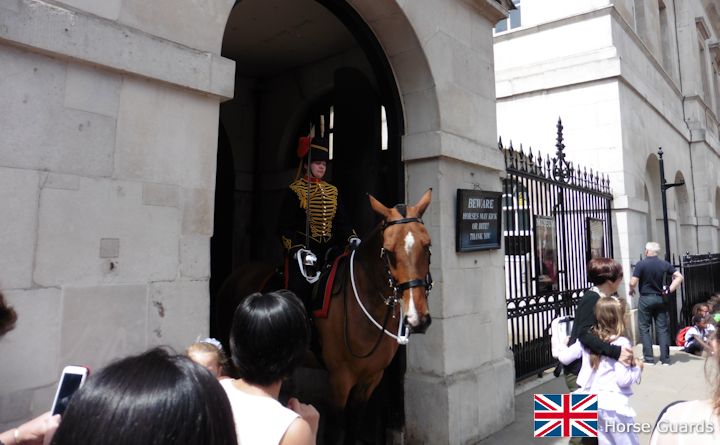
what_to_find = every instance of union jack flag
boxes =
[533,393,598,437]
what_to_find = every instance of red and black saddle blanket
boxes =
[311,251,349,318]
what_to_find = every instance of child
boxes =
[187,338,231,380]
[684,314,712,356]
[559,296,643,445]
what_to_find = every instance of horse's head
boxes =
[368,189,433,334]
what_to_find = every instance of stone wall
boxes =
[0,1,517,443]
[0,0,234,428]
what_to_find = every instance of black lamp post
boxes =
[658,147,685,262]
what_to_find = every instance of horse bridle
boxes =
[342,215,433,357]
[380,217,433,302]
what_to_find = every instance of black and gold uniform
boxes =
[278,136,356,307]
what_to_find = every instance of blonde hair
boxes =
[590,296,627,370]
[187,340,229,376]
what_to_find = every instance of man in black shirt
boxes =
[628,241,683,365]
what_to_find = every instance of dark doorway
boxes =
[211,0,406,442]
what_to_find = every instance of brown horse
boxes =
[216,189,433,443]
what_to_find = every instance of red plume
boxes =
[297,136,311,158]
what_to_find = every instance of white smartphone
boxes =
[51,365,90,415]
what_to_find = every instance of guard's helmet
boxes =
[297,135,329,162]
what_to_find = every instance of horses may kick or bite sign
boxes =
[456,189,502,252]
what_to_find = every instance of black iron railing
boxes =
[679,253,720,328]
[502,119,614,381]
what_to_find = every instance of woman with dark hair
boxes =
[222,290,319,445]
[49,348,237,445]
[562,258,635,444]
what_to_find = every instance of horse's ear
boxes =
[413,188,432,217]
[368,193,392,219]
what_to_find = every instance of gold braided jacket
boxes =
[287,178,338,245]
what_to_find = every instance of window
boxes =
[697,18,711,105]
[711,44,720,118]
[494,0,521,34]
[658,0,673,74]
[503,181,531,255]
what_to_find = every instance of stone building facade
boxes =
[495,0,720,302]
[0,0,516,443]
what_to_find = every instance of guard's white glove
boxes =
[349,236,361,250]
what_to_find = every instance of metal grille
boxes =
[502,119,614,381]
[679,253,720,328]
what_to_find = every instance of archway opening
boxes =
[210,0,407,440]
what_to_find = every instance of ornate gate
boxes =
[502,119,614,381]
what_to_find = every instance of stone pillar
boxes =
[394,1,515,443]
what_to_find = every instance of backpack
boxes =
[550,315,575,358]
[676,326,691,347]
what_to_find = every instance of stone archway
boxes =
[210,1,438,442]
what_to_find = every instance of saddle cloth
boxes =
[311,251,349,319]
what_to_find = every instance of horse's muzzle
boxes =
[405,314,432,334]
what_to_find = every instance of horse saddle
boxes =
[310,250,349,318]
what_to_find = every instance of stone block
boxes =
[0,46,115,177]
[404,372,450,444]
[0,167,38,289]
[0,0,19,13]
[56,0,121,20]
[437,83,495,143]
[406,316,445,375]
[142,183,180,208]
[99,238,120,258]
[182,188,215,236]
[0,1,234,99]
[147,281,209,352]
[367,12,419,57]
[119,0,234,53]
[0,389,33,424]
[64,64,121,117]
[444,313,492,374]
[115,78,218,190]
[35,177,180,286]
[390,48,434,95]
[43,173,81,191]
[180,235,211,279]
[349,0,402,22]
[60,284,148,373]
[405,357,514,444]
[402,89,441,136]
[0,288,61,394]
[30,384,56,417]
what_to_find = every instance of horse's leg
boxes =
[343,372,384,445]
[324,368,355,445]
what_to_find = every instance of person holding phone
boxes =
[49,348,237,445]
[0,291,61,445]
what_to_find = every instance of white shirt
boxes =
[220,379,299,445]
[558,336,641,416]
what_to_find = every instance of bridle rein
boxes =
[344,216,433,358]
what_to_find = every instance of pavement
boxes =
[478,344,713,445]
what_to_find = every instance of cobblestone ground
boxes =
[479,345,712,445]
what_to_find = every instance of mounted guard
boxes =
[278,128,359,310]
